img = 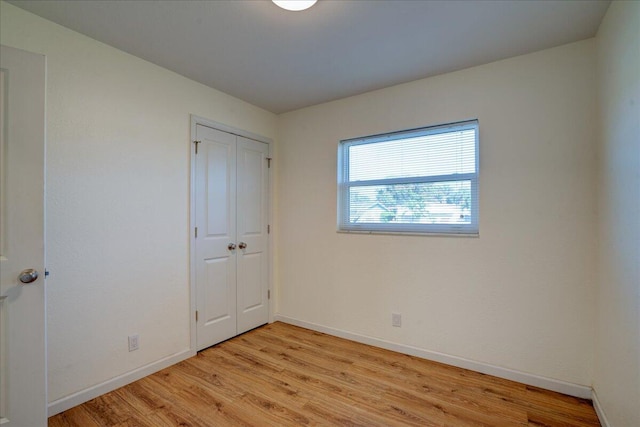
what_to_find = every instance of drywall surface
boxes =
[277,40,597,386]
[0,1,276,403]
[594,1,640,425]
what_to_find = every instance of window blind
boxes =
[338,120,479,235]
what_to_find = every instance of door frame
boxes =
[189,115,273,352]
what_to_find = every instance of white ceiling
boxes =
[8,0,610,114]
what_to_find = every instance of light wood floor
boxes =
[49,322,600,426]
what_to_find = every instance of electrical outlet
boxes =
[392,313,402,327]
[128,334,139,352]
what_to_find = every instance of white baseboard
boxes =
[47,348,195,417]
[591,389,611,427]
[274,314,593,399]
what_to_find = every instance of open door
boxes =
[0,45,47,426]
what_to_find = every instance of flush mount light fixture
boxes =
[272,0,317,12]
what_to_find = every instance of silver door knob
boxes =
[238,242,247,249]
[227,243,236,251]
[18,269,39,284]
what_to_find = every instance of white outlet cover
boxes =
[392,313,402,327]
[128,334,139,352]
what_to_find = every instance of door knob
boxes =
[227,243,236,251]
[238,242,247,250]
[18,269,39,284]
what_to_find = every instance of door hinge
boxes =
[193,140,201,154]
[268,290,271,300]
[267,224,270,234]
[195,310,199,322]
[195,227,198,238]
[266,157,272,168]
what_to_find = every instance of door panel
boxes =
[205,142,232,236]
[238,146,263,233]
[0,45,47,426]
[236,137,269,334]
[203,258,232,324]
[195,125,236,350]
[238,252,263,310]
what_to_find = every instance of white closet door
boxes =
[195,124,237,350]
[236,136,270,334]
[194,124,270,350]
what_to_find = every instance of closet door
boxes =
[236,136,270,334]
[195,124,237,350]
[194,125,270,350]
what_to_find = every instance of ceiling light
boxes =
[272,0,317,12]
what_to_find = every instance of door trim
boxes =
[189,115,273,352]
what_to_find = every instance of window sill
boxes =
[336,229,479,238]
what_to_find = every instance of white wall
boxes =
[276,40,598,387]
[0,1,277,406]
[594,1,640,425]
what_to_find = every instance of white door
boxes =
[195,125,237,350]
[0,46,47,426]
[236,137,269,334]
[194,125,269,350]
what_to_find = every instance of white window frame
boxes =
[337,120,479,236]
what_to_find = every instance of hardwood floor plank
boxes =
[142,370,256,426]
[111,382,164,417]
[49,322,600,426]
[47,407,100,427]
[180,359,315,425]
[523,387,600,426]
[183,350,329,426]
[81,391,140,426]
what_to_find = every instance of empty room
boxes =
[0,0,638,426]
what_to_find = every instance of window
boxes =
[337,120,479,235]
